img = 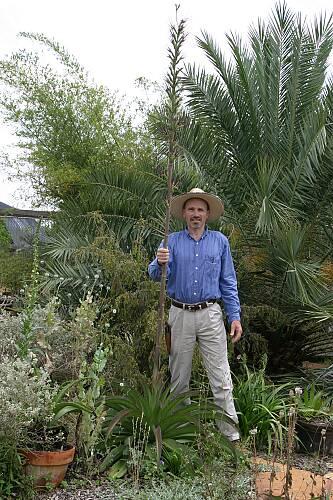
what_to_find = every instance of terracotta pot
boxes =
[19,446,75,489]
[297,419,333,454]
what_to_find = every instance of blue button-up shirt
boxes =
[148,228,241,323]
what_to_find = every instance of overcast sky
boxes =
[1,0,333,208]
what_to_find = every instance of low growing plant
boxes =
[296,384,333,421]
[0,439,34,500]
[101,382,236,478]
[233,357,290,451]
[53,343,110,474]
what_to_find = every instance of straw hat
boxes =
[170,188,224,222]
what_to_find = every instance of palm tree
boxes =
[180,2,333,366]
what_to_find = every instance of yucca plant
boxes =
[100,381,236,474]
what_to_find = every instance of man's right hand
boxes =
[157,247,169,265]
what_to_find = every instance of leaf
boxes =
[99,445,126,473]
[106,409,130,438]
[107,459,127,479]
[53,402,93,421]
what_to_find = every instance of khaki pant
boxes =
[168,302,239,441]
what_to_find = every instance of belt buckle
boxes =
[188,305,193,311]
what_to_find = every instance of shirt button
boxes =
[195,267,198,270]
[195,254,198,257]
[194,280,197,283]
[196,242,199,245]
[194,292,197,295]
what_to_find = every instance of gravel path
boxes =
[37,485,118,499]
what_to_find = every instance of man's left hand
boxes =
[230,320,242,344]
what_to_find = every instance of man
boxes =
[148,188,242,442]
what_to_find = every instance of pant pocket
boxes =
[168,306,178,328]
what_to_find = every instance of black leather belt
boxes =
[171,299,216,311]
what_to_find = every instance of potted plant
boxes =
[0,352,75,491]
[295,384,333,454]
[19,423,75,489]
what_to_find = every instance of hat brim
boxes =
[170,192,224,221]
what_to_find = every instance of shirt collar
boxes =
[184,226,209,241]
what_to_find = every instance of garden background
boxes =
[0,1,333,499]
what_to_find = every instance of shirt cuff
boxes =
[229,315,241,323]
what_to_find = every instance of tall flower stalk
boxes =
[19,220,41,358]
[152,10,186,382]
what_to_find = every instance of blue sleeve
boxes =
[219,239,241,323]
[148,240,171,282]
[148,255,162,281]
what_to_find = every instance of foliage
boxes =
[53,343,110,473]
[0,311,22,360]
[233,357,290,450]
[0,440,33,500]
[0,355,56,442]
[42,233,163,380]
[101,382,236,476]
[295,384,333,420]
[19,224,41,358]
[0,221,11,249]
[0,250,33,293]
[111,457,253,500]
[0,33,152,206]
[180,2,333,360]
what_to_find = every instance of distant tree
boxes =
[0,33,153,206]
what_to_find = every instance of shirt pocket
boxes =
[204,255,219,281]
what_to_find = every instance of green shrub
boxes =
[0,250,33,293]
[233,357,290,450]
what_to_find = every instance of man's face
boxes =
[182,198,209,232]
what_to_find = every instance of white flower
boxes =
[19,289,25,294]
[113,309,117,314]
[249,427,257,435]
[295,387,303,396]
[45,272,50,277]
[289,389,294,397]
[321,428,327,436]
[120,382,124,387]
[105,323,110,328]
[94,274,99,279]
[60,277,64,281]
